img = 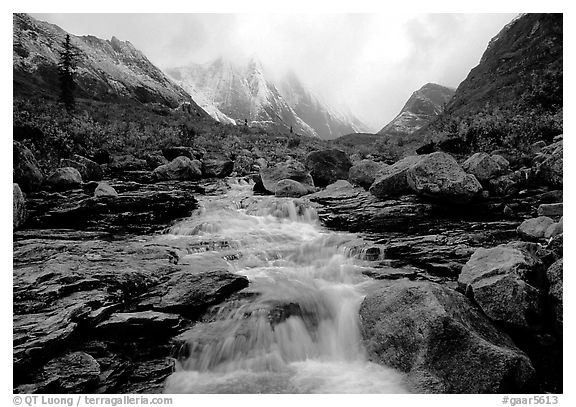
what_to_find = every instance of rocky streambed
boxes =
[13,157,562,393]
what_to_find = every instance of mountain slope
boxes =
[443,13,562,117]
[13,13,207,116]
[378,83,454,137]
[166,58,367,139]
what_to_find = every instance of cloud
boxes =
[31,13,517,130]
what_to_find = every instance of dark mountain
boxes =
[425,13,562,150]
[445,13,562,116]
[378,83,454,137]
[13,13,207,116]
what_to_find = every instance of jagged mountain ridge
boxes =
[378,83,455,137]
[167,58,367,139]
[13,13,208,116]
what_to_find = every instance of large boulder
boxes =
[546,259,563,334]
[348,159,388,189]
[45,167,83,191]
[462,152,508,183]
[517,216,555,241]
[202,155,234,178]
[534,141,562,187]
[13,141,44,192]
[458,243,545,330]
[153,156,202,181]
[305,149,352,187]
[537,203,562,217]
[406,152,482,203]
[62,154,103,181]
[260,159,314,194]
[13,183,27,229]
[369,155,422,199]
[145,153,169,170]
[275,179,315,198]
[360,280,535,393]
[545,217,563,239]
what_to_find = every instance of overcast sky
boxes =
[31,13,517,130]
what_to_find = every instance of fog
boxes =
[31,13,517,131]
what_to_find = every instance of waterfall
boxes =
[162,179,408,393]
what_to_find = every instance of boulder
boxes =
[360,280,535,393]
[305,149,352,187]
[547,233,563,260]
[94,182,118,198]
[517,216,555,240]
[13,141,44,192]
[546,259,563,334]
[202,155,234,178]
[260,159,314,194]
[462,152,507,183]
[348,159,388,189]
[72,154,103,181]
[13,183,27,229]
[45,167,83,191]
[41,352,101,393]
[537,203,562,217]
[153,156,202,181]
[491,154,510,173]
[488,168,534,197]
[545,217,563,239]
[406,152,482,203]
[458,243,545,330]
[369,155,422,199]
[275,179,314,198]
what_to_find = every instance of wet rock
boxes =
[109,155,148,172]
[62,154,103,181]
[537,203,562,217]
[546,259,563,334]
[152,270,249,316]
[305,149,353,187]
[260,159,314,194]
[45,167,83,191]
[361,267,418,280]
[406,152,482,203]
[153,156,202,181]
[19,351,101,393]
[517,216,555,241]
[13,140,44,192]
[369,155,422,199]
[348,159,388,189]
[162,146,199,161]
[462,152,507,183]
[95,311,181,337]
[202,155,234,178]
[360,280,535,393]
[275,179,315,198]
[458,243,545,330]
[94,182,118,198]
[14,183,27,229]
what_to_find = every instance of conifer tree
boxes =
[58,34,79,112]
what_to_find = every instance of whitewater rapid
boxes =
[160,179,408,393]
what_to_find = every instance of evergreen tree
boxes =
[58,34,79,112]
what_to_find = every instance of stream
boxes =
[161,179,408,393]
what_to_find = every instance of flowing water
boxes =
[161,179,408,393]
